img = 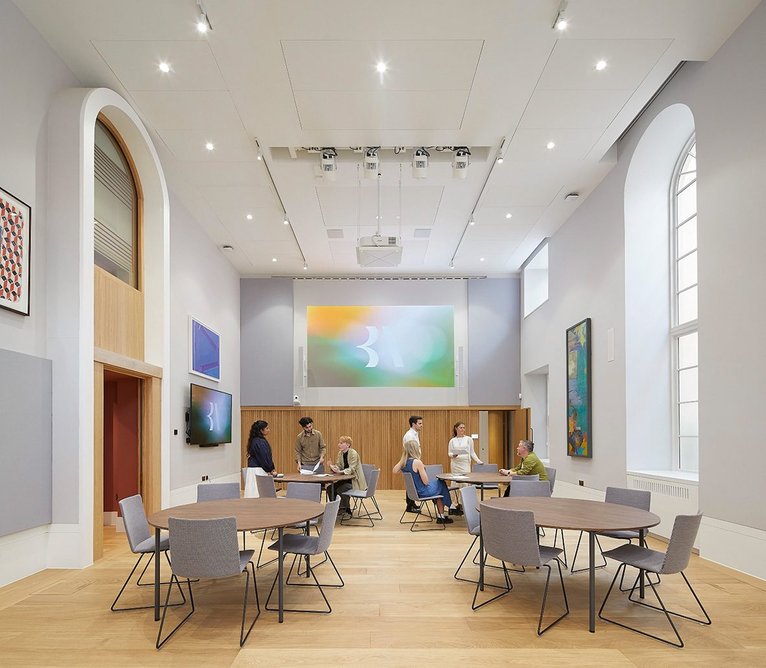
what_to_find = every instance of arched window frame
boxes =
[670,135,698,473]
[94,114,142,290]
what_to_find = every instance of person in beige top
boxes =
[294,416,327,472]
[329,436,367,516]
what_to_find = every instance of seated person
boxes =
[500,439,548,497]
[329,436,367,516]
[393,440,454,524]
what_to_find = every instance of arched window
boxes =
[94,118,139,287]
[671,138,698,472]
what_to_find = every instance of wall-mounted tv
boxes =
[189,383,232,446]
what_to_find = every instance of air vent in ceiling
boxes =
[413,228,431,239]
[326,229,344,239]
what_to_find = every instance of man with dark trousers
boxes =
[402,415,423,513]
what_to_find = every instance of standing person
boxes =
[294,416,326,472]
[448,421,482,514]
[500,440,548,496]
[247,420,277,476]
[402,415,423,513]
[329,436,367,517]
[393,440,453,524]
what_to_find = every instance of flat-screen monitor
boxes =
[189,383,232,446]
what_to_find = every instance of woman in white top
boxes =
[448,422,483,514]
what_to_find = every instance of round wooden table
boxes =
[275,472,354,500]
[480,497,660,632]
[436,472,510,499]
[148,498,323,623]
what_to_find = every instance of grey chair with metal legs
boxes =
[473,504,569,635]
[508,479,552,497]
[156,516,259,649]
[253,475,279,568]
[265,499,343,614]
[473,463,500,497]
[454,485,482,583]
[196,482,240,502]
[111,494,186,612]
[399,472,445,531]
[570,487,653,584]
[359,464,383,520]
[341,468,381,527]
[599,513,710,648]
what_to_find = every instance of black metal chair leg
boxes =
[552,529,568,568]
[239,562,260,647]
[537,559,569,635]
[471,558,513,610]
[570,531,606,574]
[156,576,195,649]
[112,552,186,612]
[265,555,332,614]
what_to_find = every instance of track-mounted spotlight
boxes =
[363,147,379,179]
[321,148,338,181]
[453,147,470,179]
[412,147,430,179]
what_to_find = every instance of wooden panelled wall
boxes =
[241,406,521,491]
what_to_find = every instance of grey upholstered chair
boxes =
[286,482,322,535]
[474,504,569,635]
[196,482,240,502]
[265,499,343,614]
[111,494,186,612]
[454,485,482,583]
[255,474,278,498]
[510,473,539,481]
[473,463,500,497]
[599,513,710,647]
[400,472,445,531]
[570,486,651,575]
[341,468,381,526]
[544,467,557,493]
[508,479,552,497]
[156,516,259,649]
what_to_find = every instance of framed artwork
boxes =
[190,317,221,382]
[566,317,591,458]
[0,187,31,316]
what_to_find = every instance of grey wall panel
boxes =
[0,349,52,537]
[467,278,521,405]
[240,278,294,405]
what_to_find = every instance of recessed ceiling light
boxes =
[221,244,233,252]
[376,61,387,74]
[496,156,504,164]
[271,257,277,262]
[283,217,289,225]
[205,141,215,151]
[546,141,556,150]
[556,17,568,31]
[505,212,512,219]
[479,257,485,262]
[595,60,607,71]
[158,61,170,73]
[196,17,209,34]
[469,219,475,226]
[246,213,253,220]
[303,263,308,270]
[449,261,455,269]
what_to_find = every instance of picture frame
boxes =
[190,317,221,382]
[0,187,31,316]
[566,317,592,458]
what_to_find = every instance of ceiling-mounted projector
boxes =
[356,234,403,267]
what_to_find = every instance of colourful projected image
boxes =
[307,305,455,387]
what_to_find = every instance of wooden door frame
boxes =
[93,348,162,561]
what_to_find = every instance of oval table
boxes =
[436,472,511,500]
[275,472,354,501]
[481,496,660,632]
[149,497,323,623]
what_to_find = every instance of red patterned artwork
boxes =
[0,188,31,316]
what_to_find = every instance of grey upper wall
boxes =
[520,1,766,530]
[240,277,520,406]
[240,278,294,406]
[467,278,521,405]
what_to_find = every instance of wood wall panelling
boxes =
[241,407,517,491]
[94,267,144,360]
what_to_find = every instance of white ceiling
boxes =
[14,0,760,276]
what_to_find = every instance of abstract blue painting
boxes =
[567,318,591,458]
[190,317,220,382]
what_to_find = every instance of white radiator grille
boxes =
[629,477,690,500]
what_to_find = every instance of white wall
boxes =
[520,1,766,576]
[169,194,241,492]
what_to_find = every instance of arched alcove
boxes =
[624,103,695,471]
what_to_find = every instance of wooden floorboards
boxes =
[1,490,765,666]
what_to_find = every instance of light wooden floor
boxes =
[1,491,765,667]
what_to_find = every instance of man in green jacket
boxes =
[500,440,548,479]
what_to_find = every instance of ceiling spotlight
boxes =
[221,244,234,252]
[565,192,580,200]
[375,61,387,74]
[595,60,607,71]
[555,17,568,30]
[505,212,512,219]
[363,147,379,179]
[303,263,308,270]
[479,257,485,262]
[256,148,263,160]
[246,213,253,220]
[496,156,504,164]
[158,61,170,73]
[205,141,215,151]
[552,0,569,31]
[469,215,476,226]
[449,261,455,269]
[453,147,470,179]
[412,147,430,179]
[283,216,290,225]
[271,257,277,262]
[320,148,338,181]
[546,141,556,150]
[195,1,212,33]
